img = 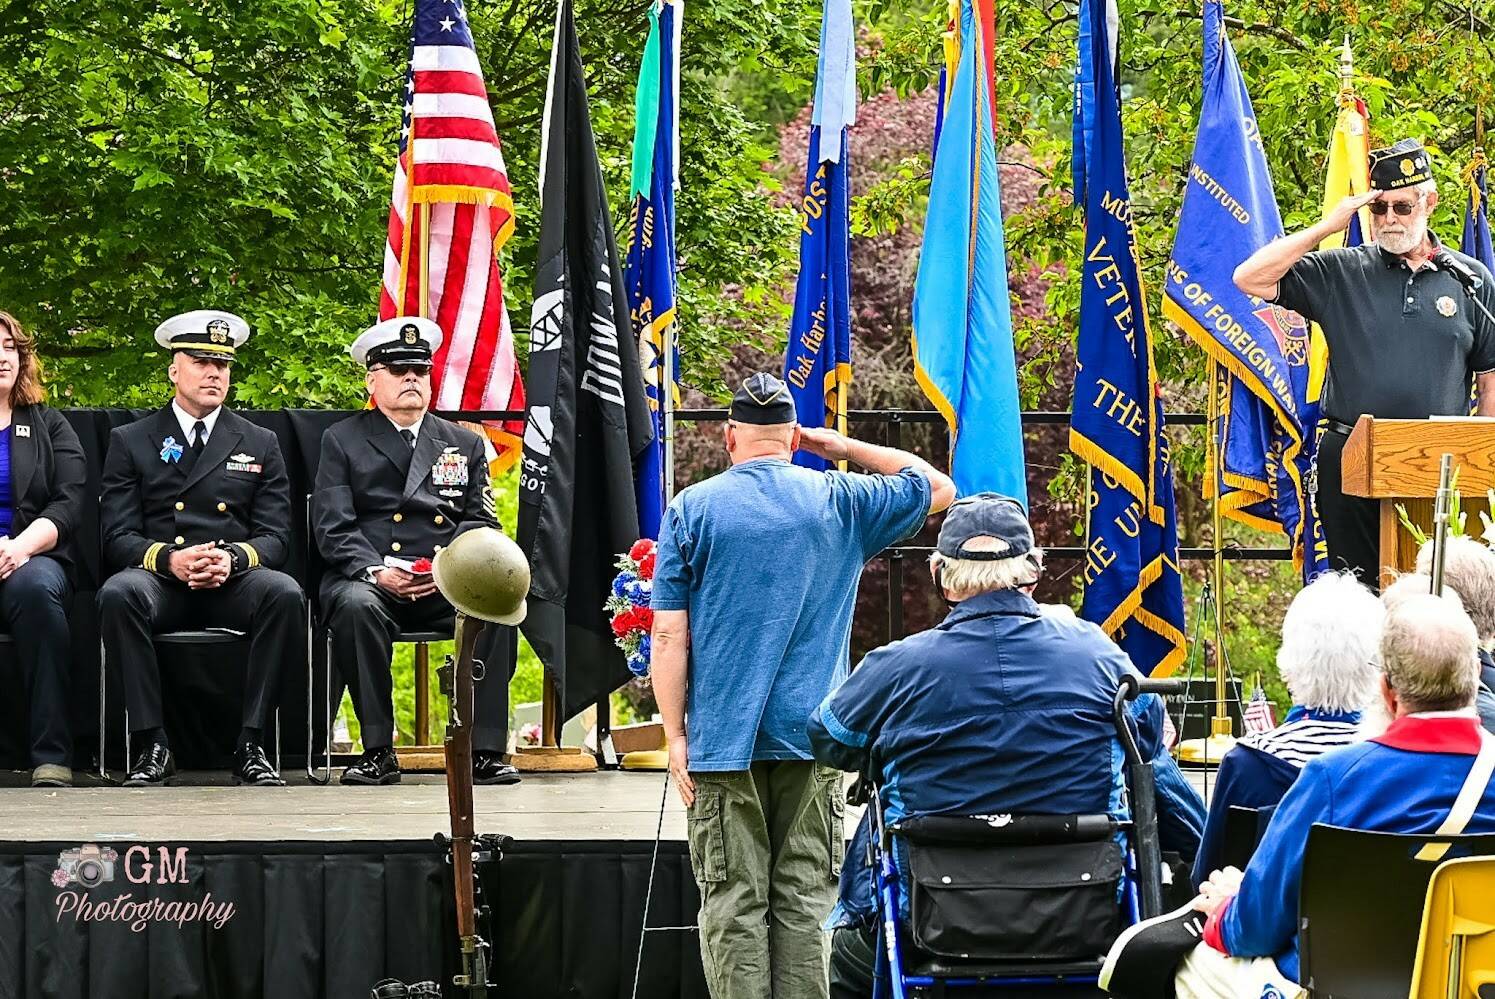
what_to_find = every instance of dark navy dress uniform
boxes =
[97,404,303,740]
[4,404,87,770]
[313,408,509,752]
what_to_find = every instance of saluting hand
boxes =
[798,426,852,463]
[1324,189,1382,233]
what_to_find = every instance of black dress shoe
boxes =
[123,744,174,787]
[341,747,400,786]
[233,743,286,786]
[473,750,521,786]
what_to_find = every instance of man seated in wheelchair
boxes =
[1106,592,1495,999]
[807,493,1206,997]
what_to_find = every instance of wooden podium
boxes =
[1340,415,1495,588]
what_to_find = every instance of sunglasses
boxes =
[1368,199,1421,217]
[373,363,431,377]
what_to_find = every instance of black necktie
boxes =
[192,420,208,451]
[401,428,416,449]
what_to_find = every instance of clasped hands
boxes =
[168,542,233,590]
[373,565,438,601]
[1191,864,1244,918]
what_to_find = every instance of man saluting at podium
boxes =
[1235,139,1495,587]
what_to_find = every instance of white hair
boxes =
[1382,572,1465,614]
[1276,571,1385,713]
[1381,592,1480,713]
[931,548,1044,600]
[1415,537,1495,641]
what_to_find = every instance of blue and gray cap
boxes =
[936,493,1034,560]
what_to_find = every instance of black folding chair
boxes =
[306,627,451,784]
[1299,824,1495,998]
[101,628,281,777]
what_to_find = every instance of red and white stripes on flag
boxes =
[381,4,524,471]
[1243,684,1277,735]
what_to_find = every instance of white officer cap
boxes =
[350,317,444,368]
[154,310,251,361]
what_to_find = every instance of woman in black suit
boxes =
[0,312,86,786]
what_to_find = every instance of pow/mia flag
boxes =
[519,0,654,722]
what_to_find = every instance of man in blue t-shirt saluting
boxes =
[651,372,954,999]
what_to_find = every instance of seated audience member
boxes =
[808,493,1206,998]
[1116,592,1495,999]
[0,312,86,787]
[1415,536,1495,734]
[1369,573,1466,737]
[1191,571,1382,886]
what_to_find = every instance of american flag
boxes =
[1243,683,1277,735]
[381,0,524,470]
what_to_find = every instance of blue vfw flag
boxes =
[1070,0,1186,676]
[910,0,1026,504]
[624,0,683,539]
[1163,0,1327,581]
[1464,152,1494,269]
[784,0,855,471]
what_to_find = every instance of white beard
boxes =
[1373,217,1429,256]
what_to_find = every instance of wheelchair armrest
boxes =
[892,813,1117,847]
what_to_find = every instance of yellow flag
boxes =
[1309,84,1371,402]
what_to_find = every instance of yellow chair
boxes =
[1409,856,1495,999]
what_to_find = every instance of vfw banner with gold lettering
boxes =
[625,0,683,538]
[1070,0,1186,676]
[783,0,854,470]
[1163,0,1327,580]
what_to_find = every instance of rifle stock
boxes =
[446,612,489,997]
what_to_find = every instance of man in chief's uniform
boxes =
[99,310,303,787]
[313,317,519,787]
[1235,139,1495,587]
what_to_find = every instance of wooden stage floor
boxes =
[0,768,1216,844]
[0,770,687,843]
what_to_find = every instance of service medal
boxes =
[1437,295,1458,317]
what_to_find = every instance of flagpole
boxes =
[661,322,676,505]
[419,203,432,320]
[1207,361,1234,746]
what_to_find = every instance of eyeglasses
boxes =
[1369,199,1421,217]
[372,363,431,377]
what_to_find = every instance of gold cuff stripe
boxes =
[143,542,167,573]
[235,542,260,569]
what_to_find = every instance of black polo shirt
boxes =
[1273,235,1495,422]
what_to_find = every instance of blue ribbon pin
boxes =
[160,436,183,463]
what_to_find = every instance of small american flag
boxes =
[1243,683,1277,735]
[381,0,524,470]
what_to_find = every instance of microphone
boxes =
[1435,249,1485,293]
[1434,250,1495,328]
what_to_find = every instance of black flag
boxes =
[519,0,654,722]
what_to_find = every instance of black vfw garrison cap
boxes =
[729,372,797,425]
[1369,139,1433,191]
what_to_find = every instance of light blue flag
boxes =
[784,0,854,470]
[1163,0,1327,581]
[625,0,682,540]
[911,0,1026,504]
[1071,0,1186,676]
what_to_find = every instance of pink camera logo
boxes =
[52,844,118,889]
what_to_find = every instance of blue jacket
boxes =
[1214,714,1495,982]
[808,589,1206,927]
[1190,706,1361,888]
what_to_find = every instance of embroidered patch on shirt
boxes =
[15,425,30,438]
[1436,295,1458,317]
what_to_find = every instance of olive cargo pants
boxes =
[687,761,845,999]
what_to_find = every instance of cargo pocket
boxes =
[687,789,726,884]
[820,767,845,879]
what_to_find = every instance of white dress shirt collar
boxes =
[171,400,222,444]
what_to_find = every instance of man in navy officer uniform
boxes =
[98,310,303,787]
[313,317,519,787]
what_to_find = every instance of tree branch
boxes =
[1175,9,1310,51]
